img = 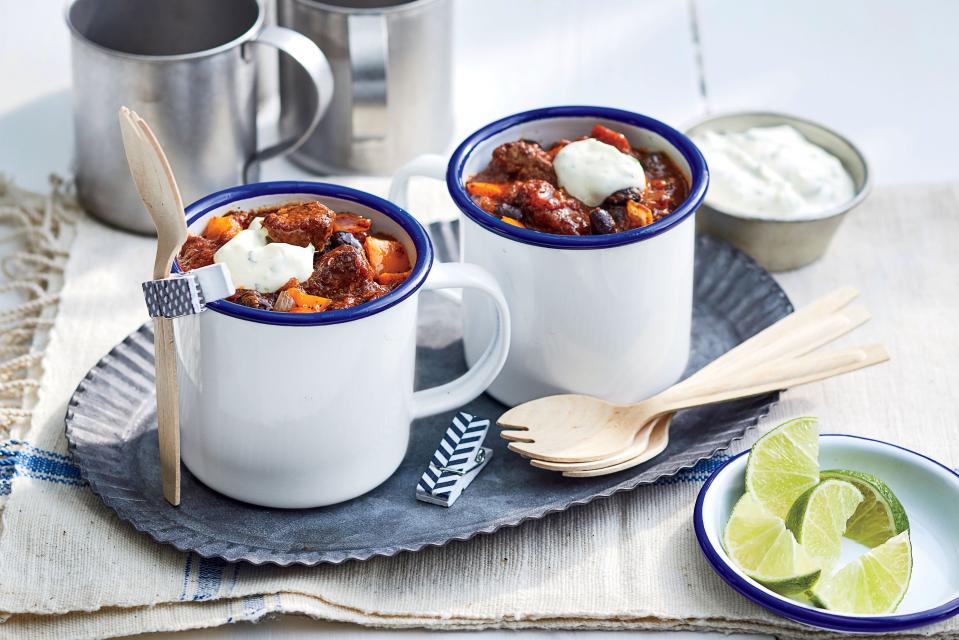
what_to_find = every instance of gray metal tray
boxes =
[64,232,791,565]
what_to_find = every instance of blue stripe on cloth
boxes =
[193,557,227,601]
[226,594,268,624]
[179,553,227,601]
[0,440,86,495]
[179,553,194,601]
[243,595,265,618]
[654,454,734,485]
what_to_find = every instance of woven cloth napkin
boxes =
[0,177,957,640]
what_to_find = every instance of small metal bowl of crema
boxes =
[686,112,871,272]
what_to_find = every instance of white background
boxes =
[2,0,956,638]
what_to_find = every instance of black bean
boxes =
[494,202,525,222]
[330,231,363,252]
[590,208,617,235]
[602,187,644,207]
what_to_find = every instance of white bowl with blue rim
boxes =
[695,434,959,633]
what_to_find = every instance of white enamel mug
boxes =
[391,107,708,407]
[173,182,510,508]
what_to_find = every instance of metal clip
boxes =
[141,263,234,319]
[416,412,492,507]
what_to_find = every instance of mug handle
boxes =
[389,154,449,211]
[244,26,335,181]
[348,13,388,141]
[389,153,452,266]
[411,262,511,419]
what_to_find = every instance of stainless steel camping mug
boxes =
[67,0,334,234]
[277,0,453,174]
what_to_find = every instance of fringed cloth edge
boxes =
[0,176,80,512]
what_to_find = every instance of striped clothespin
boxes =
[416,412,492,507]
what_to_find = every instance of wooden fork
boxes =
[528,291,870,473]
[501,343,889,463]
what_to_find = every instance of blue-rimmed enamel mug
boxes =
[390,106,709,407]
[173,182,510,508]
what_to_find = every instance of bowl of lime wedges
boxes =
[695,417,959,633]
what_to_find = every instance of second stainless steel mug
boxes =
[277,0,453,174]
[67,0,334,234]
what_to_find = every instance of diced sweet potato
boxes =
[363,236,410,276]
[222,210,254,229]
[626,200,654,227]
[500,216,526,228]
[590,124,631,154]
[333,212,373,235]
[466,182,511,198]
[288,287,332,312]
[376,270,411,286]
[202,215,242,243]
[277,278,299,292]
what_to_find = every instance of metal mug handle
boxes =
[348,13,388,141]
[244,25,335,181]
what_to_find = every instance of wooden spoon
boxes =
[118,107,188,506]
[500,343,889,463]
[530,299,872,473]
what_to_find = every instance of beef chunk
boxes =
[513,180,590,235]
[487,141,557,183]
[261,201,335,248]
[304,245,376,298]
[231,289,274,310]
[178,235,218,271]
[325,284,390,310]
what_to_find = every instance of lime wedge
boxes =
[745,417,820,519]
[785,479,863,571]
[724,492,821,594]
[810,531,913,613]
[820,469,909,547]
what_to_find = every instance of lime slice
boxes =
[820,469,909,547]
[785,479,863,571]
[810,530,912,613]
[724,492,821,594]
[745,417,820,519]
